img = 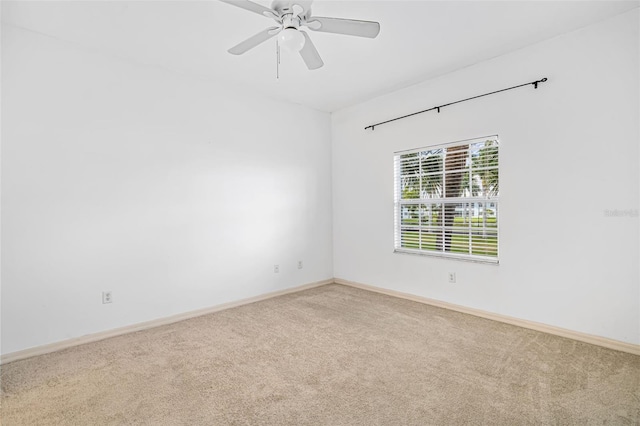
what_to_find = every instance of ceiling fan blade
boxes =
[228,27,281,55]
[263,10,282,21]
[219,0,275,17]
[306,16,380,38]
[299,32,323,70]
[292,4,304,17]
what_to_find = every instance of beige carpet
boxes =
[1,284,639,425]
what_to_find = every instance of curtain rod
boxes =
[364,77,548,131]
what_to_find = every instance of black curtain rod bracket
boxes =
[365,77,548,131]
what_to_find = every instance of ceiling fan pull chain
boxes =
[276,40,280,79]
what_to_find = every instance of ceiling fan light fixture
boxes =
[279,28,306,52]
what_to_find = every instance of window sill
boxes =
[393,248,499,265]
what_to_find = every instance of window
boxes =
[394,136,499,263]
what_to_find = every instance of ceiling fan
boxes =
[219,0,380,70]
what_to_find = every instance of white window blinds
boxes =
[394,136,499,263]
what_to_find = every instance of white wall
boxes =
[1,25,333,355]
[0,7,3,359]
[2,9,638,357]
[332,10,639,345]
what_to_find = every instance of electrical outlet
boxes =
[102,291,113,304]
[297,260,303,269]
[274,265,279,273]
[448,272,456,283]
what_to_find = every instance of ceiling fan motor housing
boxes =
[281,14,301,30]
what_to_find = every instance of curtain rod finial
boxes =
[534,77,548,89]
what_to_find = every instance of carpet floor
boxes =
[1,284,639,425]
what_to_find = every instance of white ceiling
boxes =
[3,0,638,112]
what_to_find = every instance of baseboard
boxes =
[0,279,333,365]
[334,278,640,356]
[4,277,638,364]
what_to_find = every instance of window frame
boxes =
[393,135,500,264]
